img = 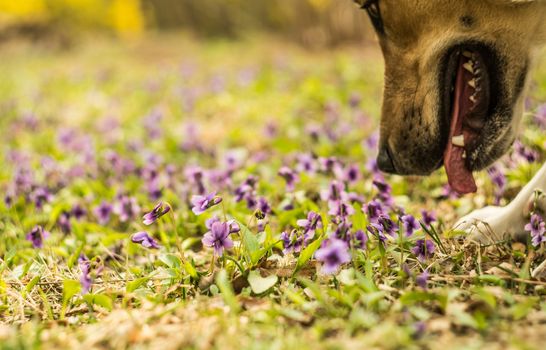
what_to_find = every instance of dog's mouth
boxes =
[440,43,499,194]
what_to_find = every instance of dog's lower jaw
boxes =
[455,161,546,245]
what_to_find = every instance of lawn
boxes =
[1,35,546,350]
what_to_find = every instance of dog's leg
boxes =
[455,162,546,243]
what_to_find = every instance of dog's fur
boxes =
[354,0,546,246]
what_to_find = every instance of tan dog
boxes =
[353,0,546,244]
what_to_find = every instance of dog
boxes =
[352,0,546,244]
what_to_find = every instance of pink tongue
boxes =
[444,55,477,194]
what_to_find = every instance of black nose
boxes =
[377,145,396,173]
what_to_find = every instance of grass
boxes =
[1,35,546,350]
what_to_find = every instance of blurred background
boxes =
[0,0,374,49]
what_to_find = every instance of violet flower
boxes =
[257,197,272,216]
[534,103,546,129]
[363,200,383,223]
[401,214,419,237]
[78,254,92,294]
[411,239,435,262]
[416,270,429,290]
[351,230,368,250]
[191,192,222,215]
[315,238,351,275]
[378,215,398,236]
[205,216,240,234]
[281,230,306,254]
[202,221,234,256]
[367,222,387,245]
[131,231,160,249]
[525,214,546,247]
[30,187,52,210]
[114,195,140,222]
[328,200,355,219]
[71,204,87,221]
[142,201,171,225]
[58,211,71,234]
[297,211,323,240]
[278,166,299,191]
[94,201,113,225]
[421,210,436,228]
[26,225,49,248]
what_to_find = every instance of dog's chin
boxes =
[467,129,515,171]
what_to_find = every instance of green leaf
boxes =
[23,275,41,297]
[477,274,506,286]
[126,276,150,292]
[67,245,83,269]
[247,270,278,294]
[295,236,324,273]
[83,293,113,311]
[184,260,199,279]
[61,279,81,319]
[215,269,240,313]
[62,279,81,304]
[92,294,113,311]
[241,223,259,252]
[159,254,181,268]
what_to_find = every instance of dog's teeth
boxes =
[470,95,477,104]
[452,135,465,147]
[462,51,473,58]
[462,151,467,159]
[468,79,476,88]
[463,62,474,74]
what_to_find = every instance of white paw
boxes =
[454,206,520,244]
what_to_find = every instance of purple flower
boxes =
[26,225,49,248]
[367,222,387,245]
[278,166,299,191]
[71,204,87,221]
[321,180,345,202]
[296,153,317,173]
[525,214,546,247]
[142,202,171,225]
[184,165,206,195]
[131,231,160,249]
[328,200,355,219]
[411,239,435,262]
[421,210,436,228]
[205,216,240,234]
[534,103,546,129]
[58,211,71,234]
[401,214,419,237]
[202,221,234,256]
[342,164,361,184]
[373,177,392,201]
[257,197,272,216]
[30,187,52,210]
[488,165,506,205]
[378,215,398,236]
[315,238,351,275]
[318,157,339,174]
[351,230,368,250]
[114,195,140,222]
[94,201,113,225]
[416,270,429,290]
[514,140,538,163]
[297,211,323,240]
[281,230,306,254]
[78,254,92,294]
[191,192,222,215]
[363,200,383,223]
[441,184,461,200]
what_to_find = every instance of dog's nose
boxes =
[377,145,396,173]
